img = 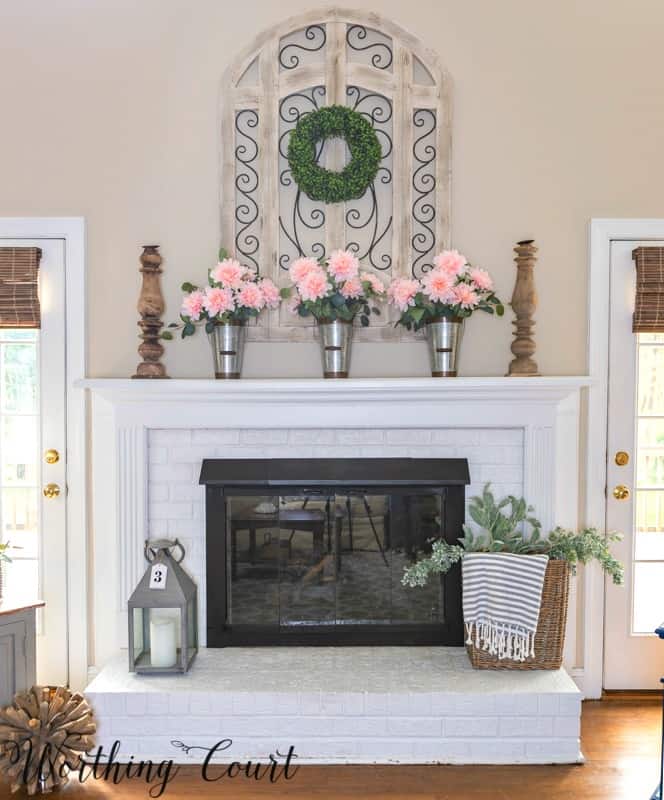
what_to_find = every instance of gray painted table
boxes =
[0,599,43,707]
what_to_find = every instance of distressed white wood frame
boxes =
[220,8,451,342]
[79,376,589,674]
[0,217,87,690]
[584,219,664,699]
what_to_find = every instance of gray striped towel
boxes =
[462,552,549,662]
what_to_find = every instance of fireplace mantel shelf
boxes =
[79,376,592,406]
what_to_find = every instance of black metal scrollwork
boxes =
[279,25,326,70]
[234,109,259,271]
[346,25,393,70]
[345,87,393,271]
[278,87,327,270]
[411,109,437,277]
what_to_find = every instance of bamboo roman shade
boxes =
[0,247,41,328]
[633,247,664,333]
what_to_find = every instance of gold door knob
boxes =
[615,451,630,466]
[44,449,60,465]
[42,483,61,500]
[613,485,630,501]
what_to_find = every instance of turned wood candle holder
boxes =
[507,239,540,377]
[132,244,169,379]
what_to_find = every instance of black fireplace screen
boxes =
[200,458,469,647]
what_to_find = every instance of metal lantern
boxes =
[128,538,198,674]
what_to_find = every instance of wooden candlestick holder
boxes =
[507,239,540,377]
[132,244,169,379]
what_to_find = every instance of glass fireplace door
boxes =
[222,488,449,645]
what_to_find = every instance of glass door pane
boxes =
[633,333,664,632]
[390,492,444,624]
[225,493,279,625]
[0,330,40,599]
[335,492,392,624]
[278,492,335,626]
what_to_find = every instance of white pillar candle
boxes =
[150,616,177,668]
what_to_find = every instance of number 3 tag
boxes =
[149,564,168,590]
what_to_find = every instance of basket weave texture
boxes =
[466,558,570,670]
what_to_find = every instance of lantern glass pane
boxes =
[142,607,181,669]
[132,607,145,661]
[187,600,196,651]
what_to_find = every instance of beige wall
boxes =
[1,0,663,377]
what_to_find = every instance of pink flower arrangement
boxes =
[433,249,467,277]
[281,249,385,326]
[210,258,248,288]
[180,289,205,321]
[386,249,504,331]
[387,278,420,312]
[203,286,234,317]
[298,267,330,302]
[289,256,320,285]
[327,250,360,282]
[166,249,281,340]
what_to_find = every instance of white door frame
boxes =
[586,218,664,698]
[0,217,87,690]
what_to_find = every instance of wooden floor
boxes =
[0,699,661,799]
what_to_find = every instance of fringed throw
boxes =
[462,553,549,662]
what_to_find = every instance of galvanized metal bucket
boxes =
[425,317,464,377]
[209,322,245,379]
[318,319,353,378]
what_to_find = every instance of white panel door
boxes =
[604,239,664,688]
[0,238,68,685]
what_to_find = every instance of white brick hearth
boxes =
[86,648,582,764]
[82,376,590,764]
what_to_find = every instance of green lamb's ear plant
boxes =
[457,483,545,554]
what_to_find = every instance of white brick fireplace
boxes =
[82,376,590,764]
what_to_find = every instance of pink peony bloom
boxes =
[237,281,265,310]
[298,268,330,302]
[289,257,320,285]
[327,249,360,282]
[259,278,280,309]
[469,267,493,292]
[422,270,456,303]
[433,249,467,277]
[360,271,385,295]
[340,277,363,299]
[203,285,234,317]
[181,289,205,321]
[211,258,246,288]
[452,283,480,309]
[387,278,421,311]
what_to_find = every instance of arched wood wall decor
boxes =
[221,8,451,340]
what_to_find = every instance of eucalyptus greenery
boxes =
[287,105,382,204]
[402,484,624,588]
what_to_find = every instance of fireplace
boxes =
[200,457,469,647]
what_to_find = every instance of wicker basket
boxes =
[466,558,570,670]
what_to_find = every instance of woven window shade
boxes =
[0,247,41,329]
[633,247,664,333]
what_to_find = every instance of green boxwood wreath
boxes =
[287,105,382,204]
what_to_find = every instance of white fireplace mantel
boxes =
[81,376,591,672]
[80,376,591,426]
